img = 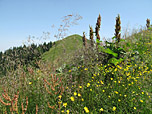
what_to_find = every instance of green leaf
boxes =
[104,48,118,57]
[112,36,116,39]
[96,39,102,44]
[120,39,125,42]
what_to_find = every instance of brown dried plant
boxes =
[43,74,64,113]
[115,14,121,43]
[0,89,28,114]
[146,18,150,29]
[36,104,38,114]
[21,97,28,114]
[89,26,94,47]
[82,32,87,47]
[95,14,101,41]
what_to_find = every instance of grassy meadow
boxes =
[0,15,152,114]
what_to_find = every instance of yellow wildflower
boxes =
[63,103,67,107]
[87,83,90,87]
[84,68,88,70]
[134,107,136,110]
[112,106,116,111]
[81,98,84,101]
[140,100,143,103]
[58,95,62,99]
[29,82,32,85]
[84,107,89,113]
[100,108,104,111]
[74,92,77,96]
[70,96,74,101]
[78,93,81,97]
[66,110,70,114]
[79,86,82,88]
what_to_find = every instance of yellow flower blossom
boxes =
[84,107,89,113]
[134,107,136,110]
[66,110,70,114]
[113,106,116,111]
[100,108,104,111]
[79,86,82,88]
[84,68,88,71]
[70,96,74,101]
[63,103,67,107]
[87,83,90,87]
[81,98,84,101]
[140,100,143,103]
[74,92,77,96]
[29,82,32,85]
[78,93,81,97]
[58,95,62,99]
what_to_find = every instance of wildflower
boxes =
[102,90,105,92]
[29,82,32,85]
[81,98,84,101]
[84,107,89,113]
[93,74,96,76]
[142,92,144,94]
[69,70,71,72]
[78,93,81,97]
[61,110,64,113]
[63,103,67,107]
[74,92,77,96]
[100,108,104,111]
[134,107,136,110]
[124,95,127,97]
[79,86,82,88]
[67,110,70,114]
[108,95,111,98]
[84,68,88,71]
[87,83,90,87]
[111,78,113,80]
[58,101,62,105]
[70,96,74,101]
[58,95,62,99]
[100,80,104,84]
[90,89,92,91]
[114,91,118,94]
[112,106,116,111]
[140,100,143,103]
[118,99,121,102]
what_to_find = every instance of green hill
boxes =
[41,34,84,66]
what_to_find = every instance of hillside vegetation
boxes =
[0,15,152,114]
[42,34,84,68]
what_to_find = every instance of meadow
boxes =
[0,14,152,114]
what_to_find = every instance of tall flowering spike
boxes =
[89,26,94,46]
[95,14,101,41]
[82,32,87,47]
[115,14,121,43]
[146,18,150,29]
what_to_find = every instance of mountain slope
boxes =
[42,34,84,66]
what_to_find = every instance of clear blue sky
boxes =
[0,0,152,52]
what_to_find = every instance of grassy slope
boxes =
[41,34,84,66]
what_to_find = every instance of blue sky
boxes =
[0,0,152,52]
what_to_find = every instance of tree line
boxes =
[0,41,53,77]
